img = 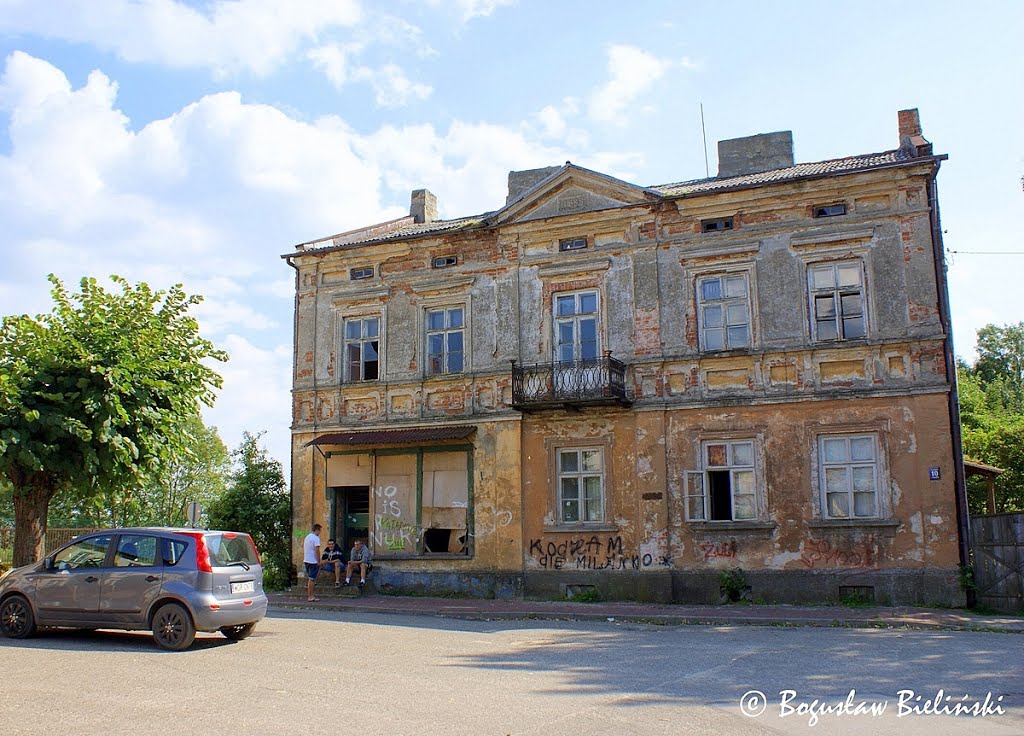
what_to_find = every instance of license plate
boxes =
[231,580,255,594]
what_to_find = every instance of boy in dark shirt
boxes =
[320,539,345,587]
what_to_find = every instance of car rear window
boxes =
[205,533,259,566]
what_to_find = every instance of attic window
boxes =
[813,203,847,218]
[559,237,588,252]
[702,217,734,233]
[432,255,458,269]
[350,266,374,281]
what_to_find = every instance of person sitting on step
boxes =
[320,538,345,587]
[344,539,372,589]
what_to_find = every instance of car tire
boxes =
[219,622,257,641]
[0,595,37,639]
[151,603,196,651]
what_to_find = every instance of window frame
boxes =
[553,289,601,363]
[695,271,752,352]
[425,305,466,376]
[342,314,381,382]
[813,202,848,218]
[559,236,589,252]
[686,439,761,522]
[816,432,884,520]
[807,260,867,342]
[555,446,606,524]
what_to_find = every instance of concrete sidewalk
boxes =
[268,589,1024,633]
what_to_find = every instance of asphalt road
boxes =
[1,610,1021,736]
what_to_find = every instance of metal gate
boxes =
[970,513,1024,613]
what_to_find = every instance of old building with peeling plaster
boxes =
[282,109,967,606]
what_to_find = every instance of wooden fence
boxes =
[969,512,1024,613]
[0,528,100,568]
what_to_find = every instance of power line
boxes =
[948,250,1024,255]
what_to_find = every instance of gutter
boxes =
[284,254,300,586]
[925,161,974,606]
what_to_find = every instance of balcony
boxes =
[511,353,631,410]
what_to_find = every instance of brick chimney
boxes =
[898,108,932,157]
[507,166,561,204]
[410,189,437,224]
[717,131,794,178]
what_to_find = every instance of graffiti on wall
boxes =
[700,540,737,561]
[800,537,877,569]
[528,535,657,570]
[472,502,513,538]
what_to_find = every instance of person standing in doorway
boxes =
[303,523,322,602]
[344,539,372,589]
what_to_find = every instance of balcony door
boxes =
[554,292,600,397]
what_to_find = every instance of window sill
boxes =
[543,524,619,534]
[688,521,776,535]
[808,519,899,530]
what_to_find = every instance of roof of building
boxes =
[304,425,477,447]
[287,147,935,255]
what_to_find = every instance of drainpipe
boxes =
[284,254,301,586]
[926,159,973,607]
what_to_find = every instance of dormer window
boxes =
[559,237,588,252]
[702,216,734,233]
[350,266,374,281]
[813,203,847,218]
[432,255,458,269]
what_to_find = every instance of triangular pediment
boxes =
[489,164,658,226]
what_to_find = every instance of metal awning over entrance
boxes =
[304,426,476,447]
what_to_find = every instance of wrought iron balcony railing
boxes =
[511,353,631,410]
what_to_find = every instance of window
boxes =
[818,434,879,518]
[350,266,374,280]
[114,535,158,567]
[53,535,112,569]
[697,274,750,351]
[432,255,457,269]
[426,307,464,375]
[808,261,865,341]
[558,447,604,523]
[813,203,847,218]
[554,291,599,362]
[559,237,588,252]
[686,441,757,521]
[702,216,734,233]
[344,317,380,381]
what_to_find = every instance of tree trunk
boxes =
[12,481,52,567]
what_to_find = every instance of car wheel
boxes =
[151,603,196,651]
[0,595,37,639]
[219,622,256,641]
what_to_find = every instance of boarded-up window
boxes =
[373,454,418,554]
[326,453,372,487]
[422,452,469,553]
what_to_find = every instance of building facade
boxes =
[283,109,967,606]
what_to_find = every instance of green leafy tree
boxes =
[0,275,226,565]
[207,432,291,590]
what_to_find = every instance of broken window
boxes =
[701,216,734,233]
[813,203,847,218]
[559,237,588,252]
[808,261,865,341]
[344,316,380,381]
[432,255,457,269]
[686,440,757,521]
[697,273,750,351]
[818,434,879,519]
[426,306,465,375]
[557,447,604,523]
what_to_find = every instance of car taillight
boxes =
[182,532,213,573]
[247,536,262,565]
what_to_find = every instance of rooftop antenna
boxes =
[700,103,710,178]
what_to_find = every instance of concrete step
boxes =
[283,582,372,599]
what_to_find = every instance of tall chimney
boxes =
[717,131,794,178]
[411,189,437,224]
[506,166,561,204]
[898,108,932,157]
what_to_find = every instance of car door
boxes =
[34,533,113,624]
[99,534,164,625]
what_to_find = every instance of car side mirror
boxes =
[43,557,54,570]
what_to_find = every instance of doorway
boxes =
[332,486,370,551]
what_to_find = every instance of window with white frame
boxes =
[344,317,379,381]
[818,434,879,519]
[697,274,750,351]
[554,291,600,362]
[557,447,604,523]
[686,440,757,521]
[426,307,465,375]
[808,261,866,341]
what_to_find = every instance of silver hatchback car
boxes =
[0,527,268,650]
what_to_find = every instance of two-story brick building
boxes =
[282,109,967,606]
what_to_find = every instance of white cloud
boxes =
[588,44,673,125]
[0,0,362,77]
[424,0,516,23]
[352,63,432,107]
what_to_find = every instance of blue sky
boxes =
[1,0,1021,471]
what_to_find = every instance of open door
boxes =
[333,486,369,551]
